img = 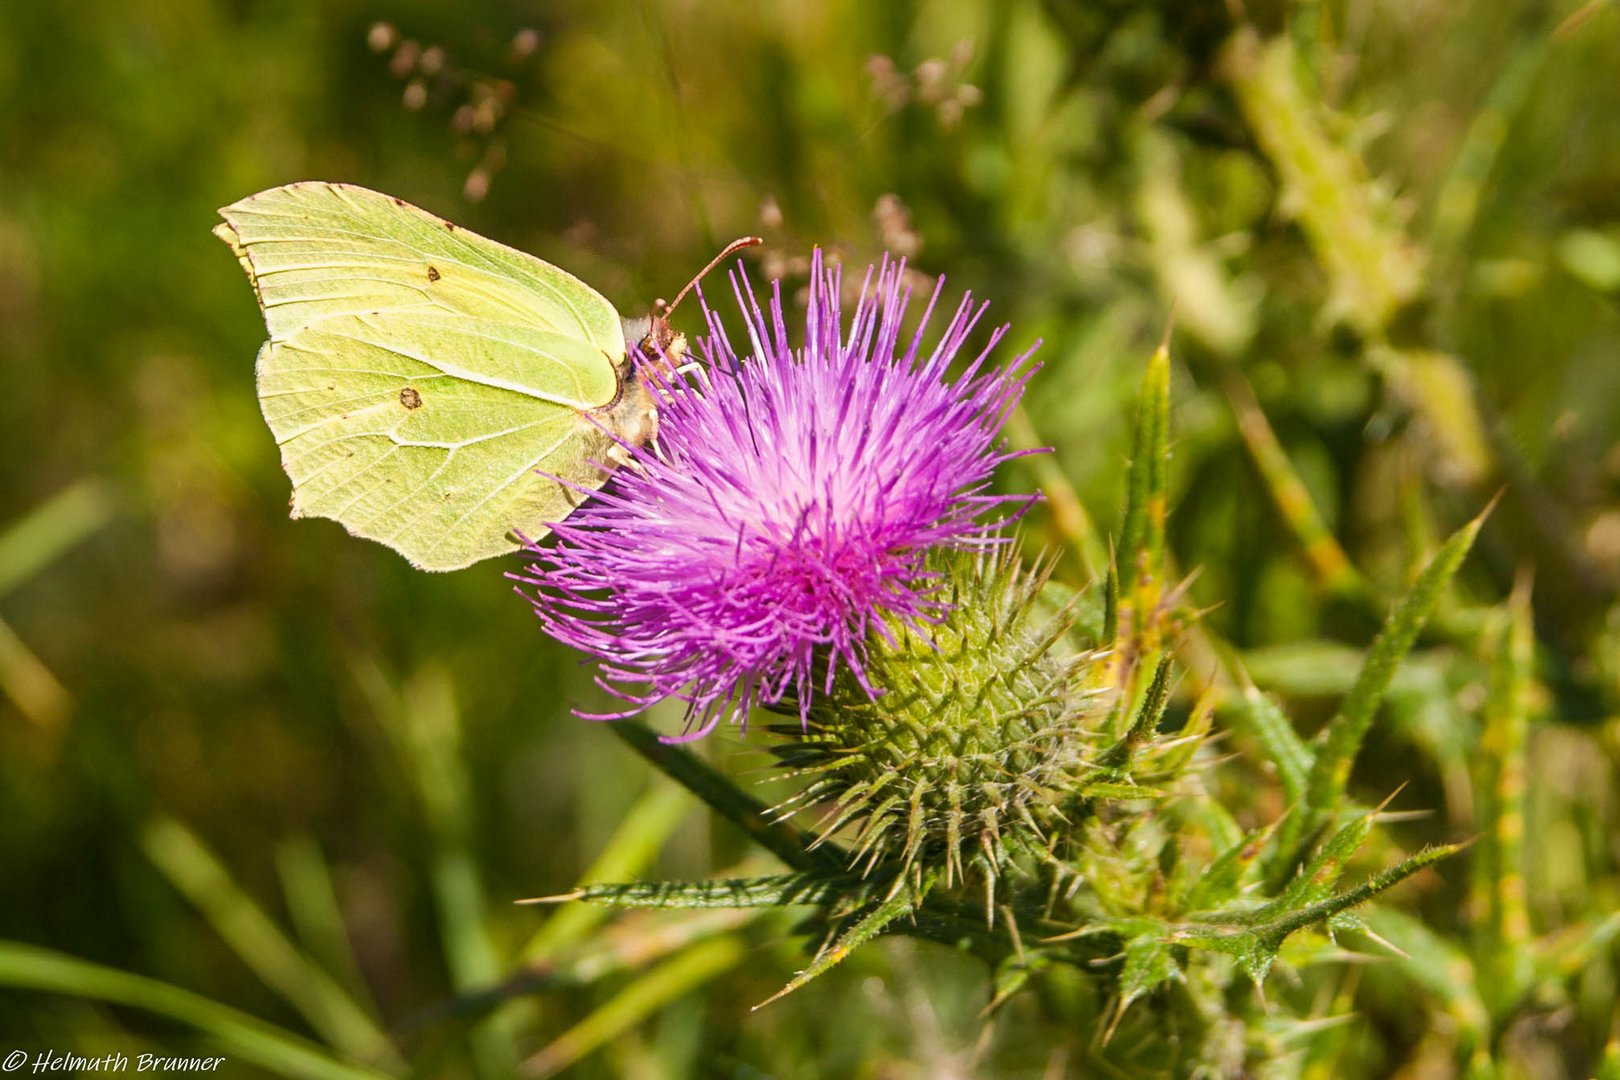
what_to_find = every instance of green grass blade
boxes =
[1008,404,1104,577]
[359,663,514,1078]
[1304,503,1491,824]
[1363,908,1491,1048]
[523,778,692,959]
[140,816,402,1070]
[0,614,72,729]
[1224,372,1362,596]
[609,719,844,872]
[275,836,377,1015]
[1429,32,1552,275]
[0,478,112,600]
[0,941,394,1080]
[523,936,747,1078]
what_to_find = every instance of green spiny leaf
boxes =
[1299,502,1491,837]
[1096,655,1173,772]
[1144,683,1217,779]
[1117,336,1171,608]
[1222,28,1422,333]
[1261,841,1468,941]
[1078,781,1168,801]
[1172,924,1283,984]
[1261,807,1376,920]
[755,872,937,1009]
[1233,683,1313,808]
[1178,841,1467,983]
[1119,929,1181,1005]
[552,873,870,911]
[1183,817,1282,914]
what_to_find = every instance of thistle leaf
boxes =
[755,873,936,1009]
[1179,841,1468,983]
[1096,656,1174,772]
[1118,338,1171,608]
[554,874,870,911]
[1146,682,1217,779]
[1222,29,1422,333]
[1234,683,1314,808]
[1259,806,1377,921]
[1119,928,1182,1004]
[1079,781,1168,801]
[1183,817,1283,914]
[1298,503,1491,841]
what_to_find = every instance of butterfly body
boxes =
[216,182,657,571]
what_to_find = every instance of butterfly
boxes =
[215,182,755,571]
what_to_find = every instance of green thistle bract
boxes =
[768,549,1112,891]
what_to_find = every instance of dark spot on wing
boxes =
[443,220,456,231]
[426,265,440,282]
[399,387,423,410]
[393,197,406,206]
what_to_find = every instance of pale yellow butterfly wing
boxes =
[216,182,632,570]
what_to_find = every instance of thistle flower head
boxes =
[517,251,1037,741]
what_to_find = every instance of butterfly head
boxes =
[600,238,763,452]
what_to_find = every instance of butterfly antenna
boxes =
[659,237,764,318]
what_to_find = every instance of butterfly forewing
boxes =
[217,182,631,571]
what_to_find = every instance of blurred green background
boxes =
[2,0,1619,1076]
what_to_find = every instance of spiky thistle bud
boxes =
[768,547,1113,896]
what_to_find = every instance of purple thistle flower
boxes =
[515,250,1039,742]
